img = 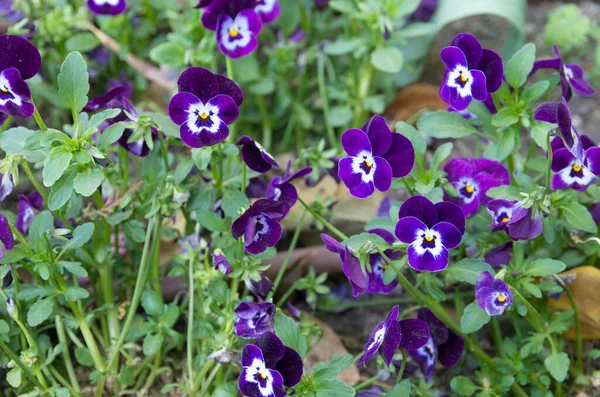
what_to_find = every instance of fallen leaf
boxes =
[384,83,447,124]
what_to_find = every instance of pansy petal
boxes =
[469,69,487,101]
[379,321,402,367]
[358,322,385,365]
[438,331,464,367]
[418,308,449,346]
[432,222,462,249]
[168,92,200,126]
[395,216,427,245]
[570,77,595,96]
[255,332,285,368]
[407,245,449,272]
[0,35,41,79]
[276,347,303,387]
[443,158,474,182]
[363,115,392,156]
[551,148,576,172]
[382,132,415,178]
[586,147,600,175]
[478,49,503,93]
[461,196,480,218]
[1,99,34,119]
[398,319,430,350]
[473,174,504,205]
[241,343,265,367]
[341,128,372,157]
[1,67,30,100]
[321,233,343,254]
[179,118,229,148]
[343,246,368,296]
[338,157,375,199]
[373,157,392,192]
[384,305,400,325]
[451,33,483,69]
[207,94,239,125]
[215,74,244,106]
[556,101,573,146]
[177,67,219,103]
[531,58,561,74]
[440,46,468,70]
[435,202,465,234]
[533,101,559,124]
[475,271,494,292]
[398,196,438,228]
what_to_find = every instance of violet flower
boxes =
[255,0,280,24]
[266,162,312,216]
[534,99,600,191]
[212,249,231,275]
[88,0,126,15]
[0,35,42,119]
[16,191,43,234]
[531,45,594,101]
[358,305,429,367]
[366,229,399,294]
[0,213,14,261]
[440,33,504,111]
[234,301,276,339]
[338,115,414,199]
[589,203,600,225]
[232,199,286,255]
[169,67,243,148]
[487,199,517,231]
[395,196,465,272]
[0,172,12,202]
[246,275,274,301]
[409,308,464,381]
[239,332,303,397]
[411,0,437,22]
[237,136,279,173]
[444,158,510,218]
[504,206,543,241]
[484,241,513,268]
[321,233,368,297]
[475,271,513,316]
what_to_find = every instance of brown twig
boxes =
[82,181,143,219]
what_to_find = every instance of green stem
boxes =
[268,209,307,302]
[256,96,272,151]
[491,317,504,356]
[317,53,337,149]
[402,177,416,195]
[297,197,345,240]
[1,116,13,131]
[32,104,48,131]
[118,147,129,193]
[396,350,407,384]
[510,286,545,332]
[276,281,299,307]
[55,316,81,394]
[191,359,215,393]
[142,346,162,391]
[354,375,379,391]
[241,163,247,194]
[105,216,158,372]
[152,221,163,302]
[158,128,169,170]
[198,362,221,396]
[21,161,48,202]
[187,258,195,388]
[546,132,553,191]
[70,302,105,372]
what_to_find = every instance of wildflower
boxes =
[0,213,14,261]
[358,305,429,367]
[255,0,280,24]
[409,308,464,381]
[236,136,279,173]
[411,0,437,22]
[338,115,414,199]
[589,203,600,225]
[475,271,513,316]
[439,33,503,111]
[266,162,312,216]
[321,234,368,297]
[504,206,543,241]
[395,196,465,272]
[246,275,274,301]
[366,229,399,295]
[234,301,276,339]
[212,249,231,275]
[87,0,126,15]
[239,332,303,397]
[16,191,43,234]
[530,45,595,101]
[6,297,17,320]
[487,199,516,231]
[0,35,41,119]
[168,67,243,148]
[232,199,286,255]
[444,158,510,218]
[484,241,513,268]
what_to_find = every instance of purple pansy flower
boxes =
[266,162,312,216]
[239,332,303,397]
[16,191,43,234]
[409,308,464,382]
[0,35,41,119]
[232,199,286,255]
[531,45,595,101]
[321,234,368,297]
[589,203,600,225]
[217,9,262,58]
[504,206,543,241]
[169,67,243,148]
[475,271,513,316]
[534,99,600,191]
[358,306,429,367]
[0,213,14,261]
[255,0,280,23]
[487,199,517,231]
[440,33,504,111]
[444,158,510,218]
[212,249,231,275]
[246,275,274,301]
[395,196,465,273]
[87,0,126,15]
[237,136,279,173]
[338,115,414,199]
[366,229,400,295]
[484,241,513,268]
[411,0,437,22]
[234,301,276,339]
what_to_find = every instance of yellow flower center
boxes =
[425,236,434,242]
[572,164,582,173]
[199,112,209,120]
[460,74,468,83]
[229,28,239,38]
[0,88,7,93]
[497,293,507,303]
[501,216,510,223]
[364,160,372,168]
[465,184,474,194]
[258,372,267,380]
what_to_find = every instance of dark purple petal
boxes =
[16,191,42,234]
[87,0,126,15]
[212,251,231,275]
[179,117,229,148]
[321,233,343,254]
[362,115,392,157]
[451,33,483,70]
[168,92,200,126]
[409,337,437,381]
[341,128,372,157]
[245,275,273,301]
[587,147,600,175]
[477,49,504,93]
[440,46,468,70]
[484,242,512,268]
[398,319,430,350]
[255,332,285,368]
[217,11,261,59]
[207,94,240,125]
[533,101,559,124]
[395,216,427,245]
[418,309,449,346]
[506,207,543,241]
[398,195,438,228]
[338,157,375,199]
[177,67,220,103]
[234,301,276,339]
[379,321,402,367]
[357,321,385,365]
[276,346,303,387]
[0,213,14,261]
[469,69,487,101]
[381,132,415,178]
[411,0,437,22]
[377,197,392,218]
[407,245,449,272]
[432,222,462,249]
[438,331,464,367]
[474,174,504,205]
[241,343,265,367]
[343,246,368,296]
[475,271,494,292]
[2,67,30,100]
[237,136,279,173]
[444,158,474,182]
[434,202,465,235]
[215,74,244,106]
[588,204,600,225]
[372,157,392,192]
[256,0,281,24]
[551,148,576,172]
[531,58,561,75]
[84,85,130,112]
[0,35,41,79]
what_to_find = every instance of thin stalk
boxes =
[55,316,81,394]
[297,197,345,240]
[198,362,222,396]
[105,216,158,372]
[546,132,553,191]
[191,359,215,392]
[1,115,13,131]
[491,317,504,356]
[354,375,379,391]
[268,209,307,301]
[47,366,78,396]
[152,221,163,302]
[158,129,169,170]
[142,346,162,391]
[510,286,545,332]
[276,280,299,308]
[21,161,48,202]
[118,147,129,192]
[241,163,247,194]
[225,57,237,142]
[402,178,416,195]
[69,302,106,372]
[256,96,272,151]
[187,257,195,389]
[396,350,407,384]
[32,104,48,131]
[317,53,337,149]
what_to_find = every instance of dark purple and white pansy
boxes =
[395,196,465,272]
[87,0,126,15]
[237,136,279,173]
[487,199,543,241]
[217,9,262,58]
[266,162,312,216]
[16,191,43,234]
[475,271,513,316]
[232,199,286,255]
[0,213,14,261]
[439,33,504,111]
[234,301,276,339]
[444,158,510,218]
[255,0,280,23]
[211,249,231,275]
[366,229,400,295]
[321,233,368,297]
[487,199,517,231]
[338,115,414,199]
[358,306,429,367]
[484,241,513,268]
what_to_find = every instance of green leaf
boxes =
[485,185,523,201]
[505,43,536,89]
[446,259,494,285]
[118,367,136,387]
[65,33,100,52]
[58,52,90,114]
[0,319,9,334]
[75,347,95,367]
[315,378,355,397]
[483,129,515,161]
[207,277,229,304]
[561,201,598,233]
[460,302,491,334]
[530,121,553,151]
[526,258,567,277]
[143,333,164,356]
[0,127,49,163]
[7,367,21,388]
[274,313,307,358]
[123,220,146,243]
[141,290,162,316]
[197,209,228,232]
[144,112,180,139]
[324,38,365,55]
[173,158,194,185]
[43,146,73,187]
[249,77,276,95]
[64,286,89,301]
[27,298,54,327]
[313,354,353,381]
[328,0,358,13]
[28,211,54,252]
[192,147,213,170]
[73,167,104,197]
[522,80,550,103]
[342,232,390,252]
[149,42,186,68]
[48,168,77,211]
[221,188,249,218]
[544,351,570,382]
[59,261,88,278]
[330,106,353,127]
[98,123,125,150]
[417,111,478,139]
[63,223,95,251]
[371,46,403,74]
[491,107,519,128]
[431,142,453,170]
[386,379,411,397]
[450,376,479,396]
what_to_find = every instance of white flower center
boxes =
[255,0,277,13]
[186,101,221,134]
[447,65,473,98]
[351,150,376,184]
[557,158,595,187]
[412,228,444,257]
[0,74,22,107]
[456,178,478,203]
[220,14,252,51]
[93,0,120,5]
[245,358,274,396]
